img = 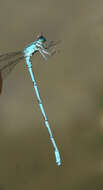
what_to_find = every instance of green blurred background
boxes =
[0,0,103,189]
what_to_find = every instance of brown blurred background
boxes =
[0,0,103,189]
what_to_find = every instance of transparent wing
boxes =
[44,40,61,50]
[43,40,61,56]
[0,51,22,61]
[0,51,24,79]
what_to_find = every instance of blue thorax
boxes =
[24,36,47,57]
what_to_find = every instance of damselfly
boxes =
[0,35,61,166]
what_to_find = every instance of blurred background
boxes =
[0,0,103,189]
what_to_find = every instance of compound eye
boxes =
[37,35,46,42]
